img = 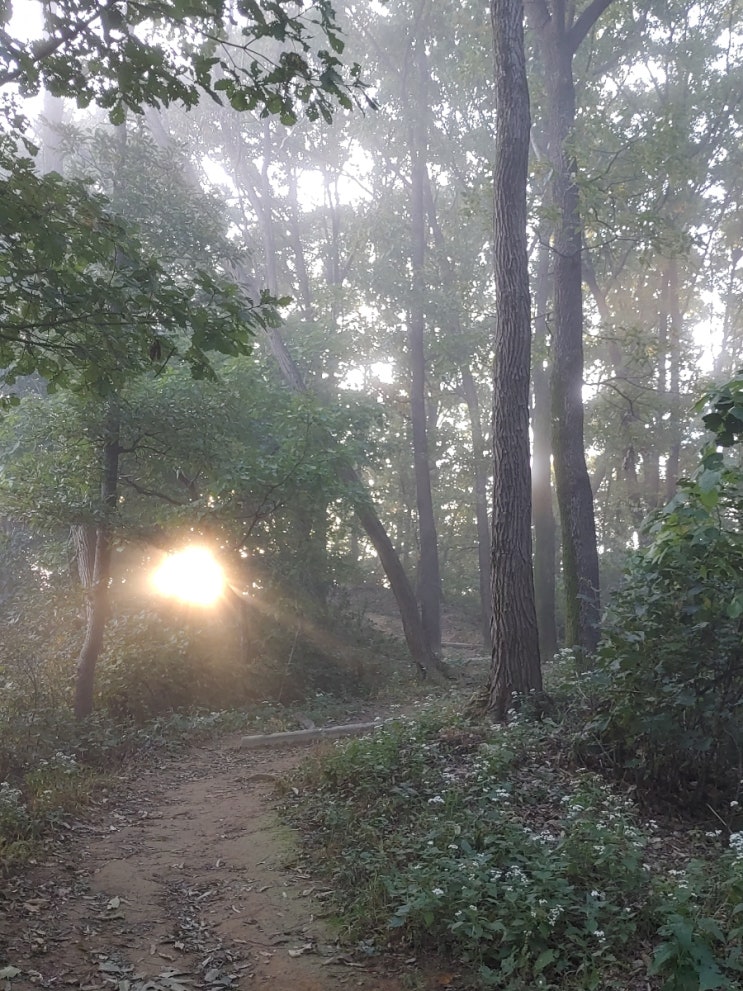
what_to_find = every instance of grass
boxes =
[282,700,743,990]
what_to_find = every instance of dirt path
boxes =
[1,732,422,991]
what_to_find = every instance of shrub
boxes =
[583,448,743,805]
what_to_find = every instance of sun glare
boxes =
[152,547,225,606]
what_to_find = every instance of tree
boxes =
[527,0,616,657]
[487,0,541,719]
[1,0,365,716]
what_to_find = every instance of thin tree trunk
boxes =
[74,401,120,720]
[460,368,493,647]
[532,232,558,662]
[487,0,542,721]
[407,39,442,658]
[665,257,682,500]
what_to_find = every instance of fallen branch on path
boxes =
[240,721,382,750]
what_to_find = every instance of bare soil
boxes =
[1,731,442,991]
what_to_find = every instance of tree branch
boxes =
[0,10,101,88]
[120,475,186,506]
[567,0,616,54]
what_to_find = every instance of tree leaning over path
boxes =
[487,0,542,719]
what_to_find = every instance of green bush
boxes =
[584,448,743,805]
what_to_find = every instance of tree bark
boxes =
[529,1,611,657]
[487,0,542,721]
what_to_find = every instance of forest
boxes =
[2,0,743,989]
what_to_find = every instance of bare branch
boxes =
[567,0,616,54]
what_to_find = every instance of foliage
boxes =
[0,136,276,397]
[285,707,743,990]
[1,0,368,126]
[582,377,743,805]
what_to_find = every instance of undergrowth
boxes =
[284,706,743,991]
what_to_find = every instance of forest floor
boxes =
[1,717,446,991]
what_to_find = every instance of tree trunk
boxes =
[530,1,613,657]
[532,232,558,662]
[487,0,542,721]
[460,367,493,647]
[407,40,442,658]
[74,401,120,720]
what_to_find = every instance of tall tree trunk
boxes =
[529,0,614,657]
[423,177,491,646]
[407,38,442,658]
[460,368,493,647]
[74,401,120,720]
[74,119,129,719]
[532,233,558,662]
[487,0,542,720]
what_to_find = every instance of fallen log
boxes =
[240,721,382,750]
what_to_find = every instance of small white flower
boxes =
[432,888,444,897]
[428,795,445,805]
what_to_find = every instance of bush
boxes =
[583,448,743,805]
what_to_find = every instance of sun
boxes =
[151,546,225,606]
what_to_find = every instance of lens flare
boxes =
[152,547,225,606]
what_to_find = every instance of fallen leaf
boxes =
[0,966,21,979]
[107,896,121,910]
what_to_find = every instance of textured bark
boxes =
[532,234,558,662]
[407,38,442,658]
[487,0,542,721]
[529,1,610,656]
